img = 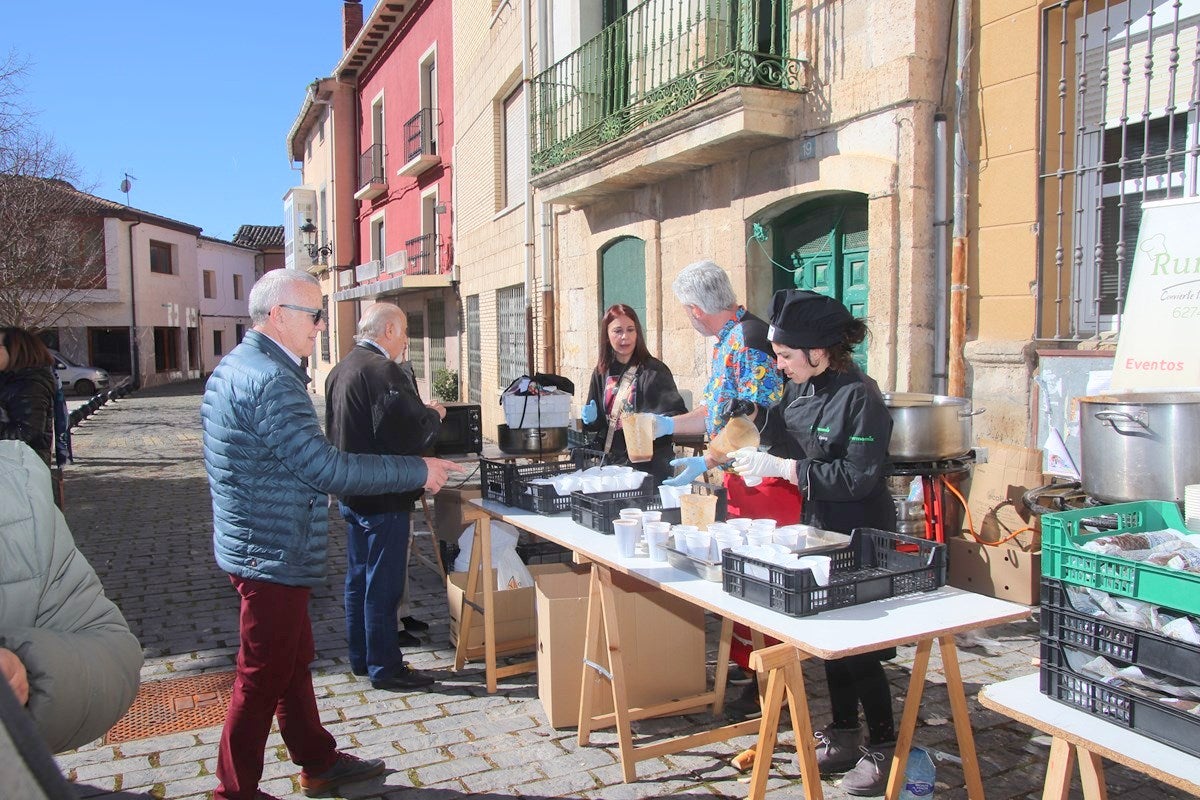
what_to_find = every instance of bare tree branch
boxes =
[0,51,109,332]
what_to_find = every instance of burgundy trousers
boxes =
[214,575,338,800]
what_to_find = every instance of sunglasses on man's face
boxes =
[279,304,324,324]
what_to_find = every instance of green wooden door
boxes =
[772,196,870,371]
[601,236,646,326]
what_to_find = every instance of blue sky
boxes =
[2,2,379,241]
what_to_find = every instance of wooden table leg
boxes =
[577,564,605,747]
[746,644,823,800]
[1042,737,1075,800]
[453,513,486,673]
[595,565,639,783]
[1076,745,1108,800]
[885,638,932,800]
[713,617,733,715]
[939,635,985,800]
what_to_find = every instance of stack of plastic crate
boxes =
[1039,501,1200,756]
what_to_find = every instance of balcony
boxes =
[354,143,387,201]
[530,0,807,204]
[398,108,441,177]
[332,236,454,301]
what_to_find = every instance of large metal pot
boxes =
[497,424,568,455]
[883,393,981,461]
[1079,391,1200,503]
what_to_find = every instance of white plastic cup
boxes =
[671,524,698,548]
[726,518,754,533]
[773,528,801,550]
[613,519,641,558]
[746,530,774,548]
[640,510,662,525]
[644,527,670,561]
[619,508,644,520]
[751,518,778,532]
[797,555,832,586]
[684,531,712,561]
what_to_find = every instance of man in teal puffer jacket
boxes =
[201,269,462,800]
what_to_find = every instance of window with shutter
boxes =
[497,285,526,389]
[503,87,526,209]
[466,295,481,404]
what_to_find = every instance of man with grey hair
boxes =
[652,258,794,711]
[202,269,463,800]
[656,259,787,492]
[325,303,445,692]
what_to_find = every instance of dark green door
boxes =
[601,236,646,327]
[772,196,870,371]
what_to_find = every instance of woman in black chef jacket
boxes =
[731,288,898,797]
[580,304,687,484]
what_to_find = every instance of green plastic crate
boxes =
[1041,500,1200,615]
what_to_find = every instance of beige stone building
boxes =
[970,0,1197,453]
[528,0,953,416]
[452,0,543,433]
[285,75,359,394]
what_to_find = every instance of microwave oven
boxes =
[434,402,482,456]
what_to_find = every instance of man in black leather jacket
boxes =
[325,304,445,692]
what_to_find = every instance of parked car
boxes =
[49,350,110,397]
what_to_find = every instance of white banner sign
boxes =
[1111,196,1200,390]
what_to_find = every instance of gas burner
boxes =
[1022,481,1108,517]
[888,455,975,477]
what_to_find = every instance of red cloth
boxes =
[723,473,803,670]
[214,576,338,800]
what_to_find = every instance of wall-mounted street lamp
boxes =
[298,218,332,263]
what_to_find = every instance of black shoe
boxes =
[400,615,430,632]
[371,666,437,692]
[351,666,368,677]
[396,629,421,648]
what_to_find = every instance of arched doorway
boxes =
[600,236,646,326]
[772,194,869,370]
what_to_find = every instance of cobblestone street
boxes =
[51,383,1187,800]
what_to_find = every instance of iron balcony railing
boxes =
[357,143,385,191]
[404,108,438,162]
[531,0,805,174]
[405,233,448,275]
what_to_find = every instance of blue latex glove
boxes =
[581,400,598,425]
[663,456,707,486]
[652,414,674,438]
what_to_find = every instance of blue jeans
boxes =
[339,505,411,681]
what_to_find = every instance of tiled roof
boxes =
[232,224,285,249]
[0,175,202,234]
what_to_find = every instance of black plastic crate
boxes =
[1039,639,1200,758]
[509,449,609,515]
[721,528,946,617]
[440,531,573,573]
[1040,578,1200,686]
[570,480,727,533]
[479,450,604,509]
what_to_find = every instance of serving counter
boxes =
[457,498,1031,800]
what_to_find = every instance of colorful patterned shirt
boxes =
[702,306,784,437]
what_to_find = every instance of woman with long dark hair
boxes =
[0,327,57,466]
[732,289,898,796]
[580,304,686,484]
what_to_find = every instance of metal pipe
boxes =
[933,113,949,394]
[127,218,142,388]
[537,0,555,373]
[948,0,971,398]
[522,0,536,374]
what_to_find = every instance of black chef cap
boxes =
[767,289,854,349]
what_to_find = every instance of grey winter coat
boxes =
[0,441,143,753]
[201,330,429,588]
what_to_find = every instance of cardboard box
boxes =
[447,563,572,651]
[966,440,1044,550]
[534,566,707,729]
[431,485,482,544]
[947,536,1041,606]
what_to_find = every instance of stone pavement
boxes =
[51,381,1186,800]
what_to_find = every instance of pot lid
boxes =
[882,392,970,407]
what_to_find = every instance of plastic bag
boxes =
[451,520,532,590]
